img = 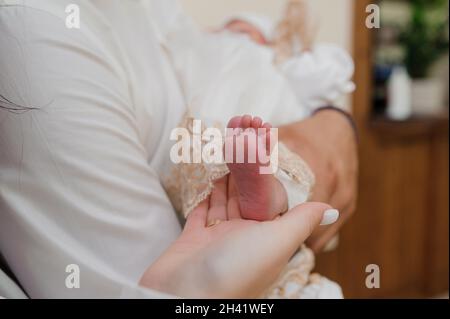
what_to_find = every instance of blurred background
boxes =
[181,0,449,298]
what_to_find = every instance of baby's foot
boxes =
[225,115,288,221]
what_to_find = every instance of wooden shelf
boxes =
[369,112,449,140]
[322,0,450,298]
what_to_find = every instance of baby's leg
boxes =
[226,115,288,221]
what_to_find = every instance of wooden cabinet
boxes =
[314,0,449,298]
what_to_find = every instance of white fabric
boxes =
[297,277,344,299]
[280,44,356,112]
[221,14,355,113]
[0,268,27,299]
[156,9,309,127]
[154,6,312,210]
[277,170,310,210]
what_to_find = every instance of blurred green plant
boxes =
[399,0,449,78]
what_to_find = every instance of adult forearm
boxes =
[279,109,358,252]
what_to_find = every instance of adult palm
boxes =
[140,176,336,298]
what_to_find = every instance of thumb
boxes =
[270,202,339,251]
[184,198,209,231]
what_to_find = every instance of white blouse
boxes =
[0,0,188,298]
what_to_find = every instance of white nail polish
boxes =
[320,209,339,226]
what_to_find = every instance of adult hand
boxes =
[139,176,338,298]
[279,109,358,252]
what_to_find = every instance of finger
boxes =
[306,218,345,252]
[227,175,241,219]
[306,162,356,251]
[268,202,339,253]
[307,198,354,252]
[308,184,333,204]
[208,176,229,224]
[328,174,357,218]
[184,198,209,231]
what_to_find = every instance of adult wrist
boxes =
[312,106,359,143]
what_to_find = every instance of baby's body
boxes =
[223,18,355,114]
[164,13,354,222]
[215,18,354,221]
[164,113,309,222]
[165,19,354,222]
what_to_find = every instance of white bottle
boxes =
[386,65,412,120]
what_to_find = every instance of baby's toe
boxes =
[227,116,243,129]
[252,116,263,129]
[241,115,253,129]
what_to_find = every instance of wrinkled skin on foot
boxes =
[225,115,288,221]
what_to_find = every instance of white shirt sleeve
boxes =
[0,3,182,298]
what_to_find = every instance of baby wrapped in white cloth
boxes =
[150,4,352,299]
[221,12,355,113]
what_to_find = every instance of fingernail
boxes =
[320,209,339,226]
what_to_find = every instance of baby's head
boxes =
[223,20,269,45]
[221,14,275,46]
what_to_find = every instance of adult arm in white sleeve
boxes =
[0,4,181,298]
